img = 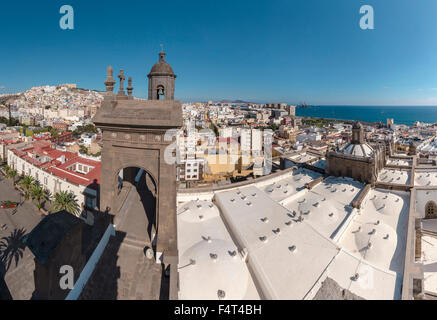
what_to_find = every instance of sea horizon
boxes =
[296,105,437,126]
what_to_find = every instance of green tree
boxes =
[72,124,97,138]
[19,175,36,200]
[209,123,219,136]
[31,185,51,211]
[79,144,88,155]
[3,165,10,176]
[269,123,279,131]
[8,170,17,187]
[48,127,59,138]
[51,191,80,216]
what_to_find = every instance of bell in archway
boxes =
[158,88,164,95]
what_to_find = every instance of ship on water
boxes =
[296,102,314,108]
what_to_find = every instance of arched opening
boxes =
[79,166,169,300]
[425,201,437,219]
[156,85,165,100]
[114,166,157,249]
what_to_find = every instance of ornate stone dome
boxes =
[340,120,374,157]
[342,142,374,157]
[148,51,175,76]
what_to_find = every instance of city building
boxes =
[7,140,100,210]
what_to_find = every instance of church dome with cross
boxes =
[148,51,175,76]
[147,50,176,100]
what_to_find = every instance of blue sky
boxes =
[1,0,437,105]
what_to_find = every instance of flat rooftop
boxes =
[415,169,437,187]
[177,172,412,300]
[282,177,362,240]
[262,167,322,202]
[288,152,317,164]
[339,189,409,275]
[387,158,412,167]
[177,200,260,300]
[377,168,411,185]
[215,185,339,299]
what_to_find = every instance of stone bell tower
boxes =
[352,121,364,144]
[93,53,182,299]
[147,51,176,100]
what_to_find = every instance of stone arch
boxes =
[111,163,159,222]
[113,164,160,245]
[112,163,158,196]
[425,201,437,219]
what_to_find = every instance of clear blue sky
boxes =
[1,0,437,105]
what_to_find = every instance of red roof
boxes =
[9,141,101,189]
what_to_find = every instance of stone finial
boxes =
[116,69,127,99]
[127,77,133,97]
[118,70,126,91]
[104,66,116,92]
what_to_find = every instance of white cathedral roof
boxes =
[177,167,413,300]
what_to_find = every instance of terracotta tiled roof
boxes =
[10,142,101,188]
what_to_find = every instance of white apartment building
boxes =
[220,127,233,139]
[80,132,97,147]
[7,143,100,211]
[240,129,251,153]
[251,129,263,153]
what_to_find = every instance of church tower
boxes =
[147,51,176,100]
[351,121,364,144]
[93,53,182,299]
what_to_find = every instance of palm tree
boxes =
[51,191,80,216]
[2,164,10,177]
[8,170,17,187]
[31,185,51,212]
[0,228,27,272]
[19,175,35,200]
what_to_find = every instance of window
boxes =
[425,201,437,219]
[44,177,48,185]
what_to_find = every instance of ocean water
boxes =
[295,105,437,126]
